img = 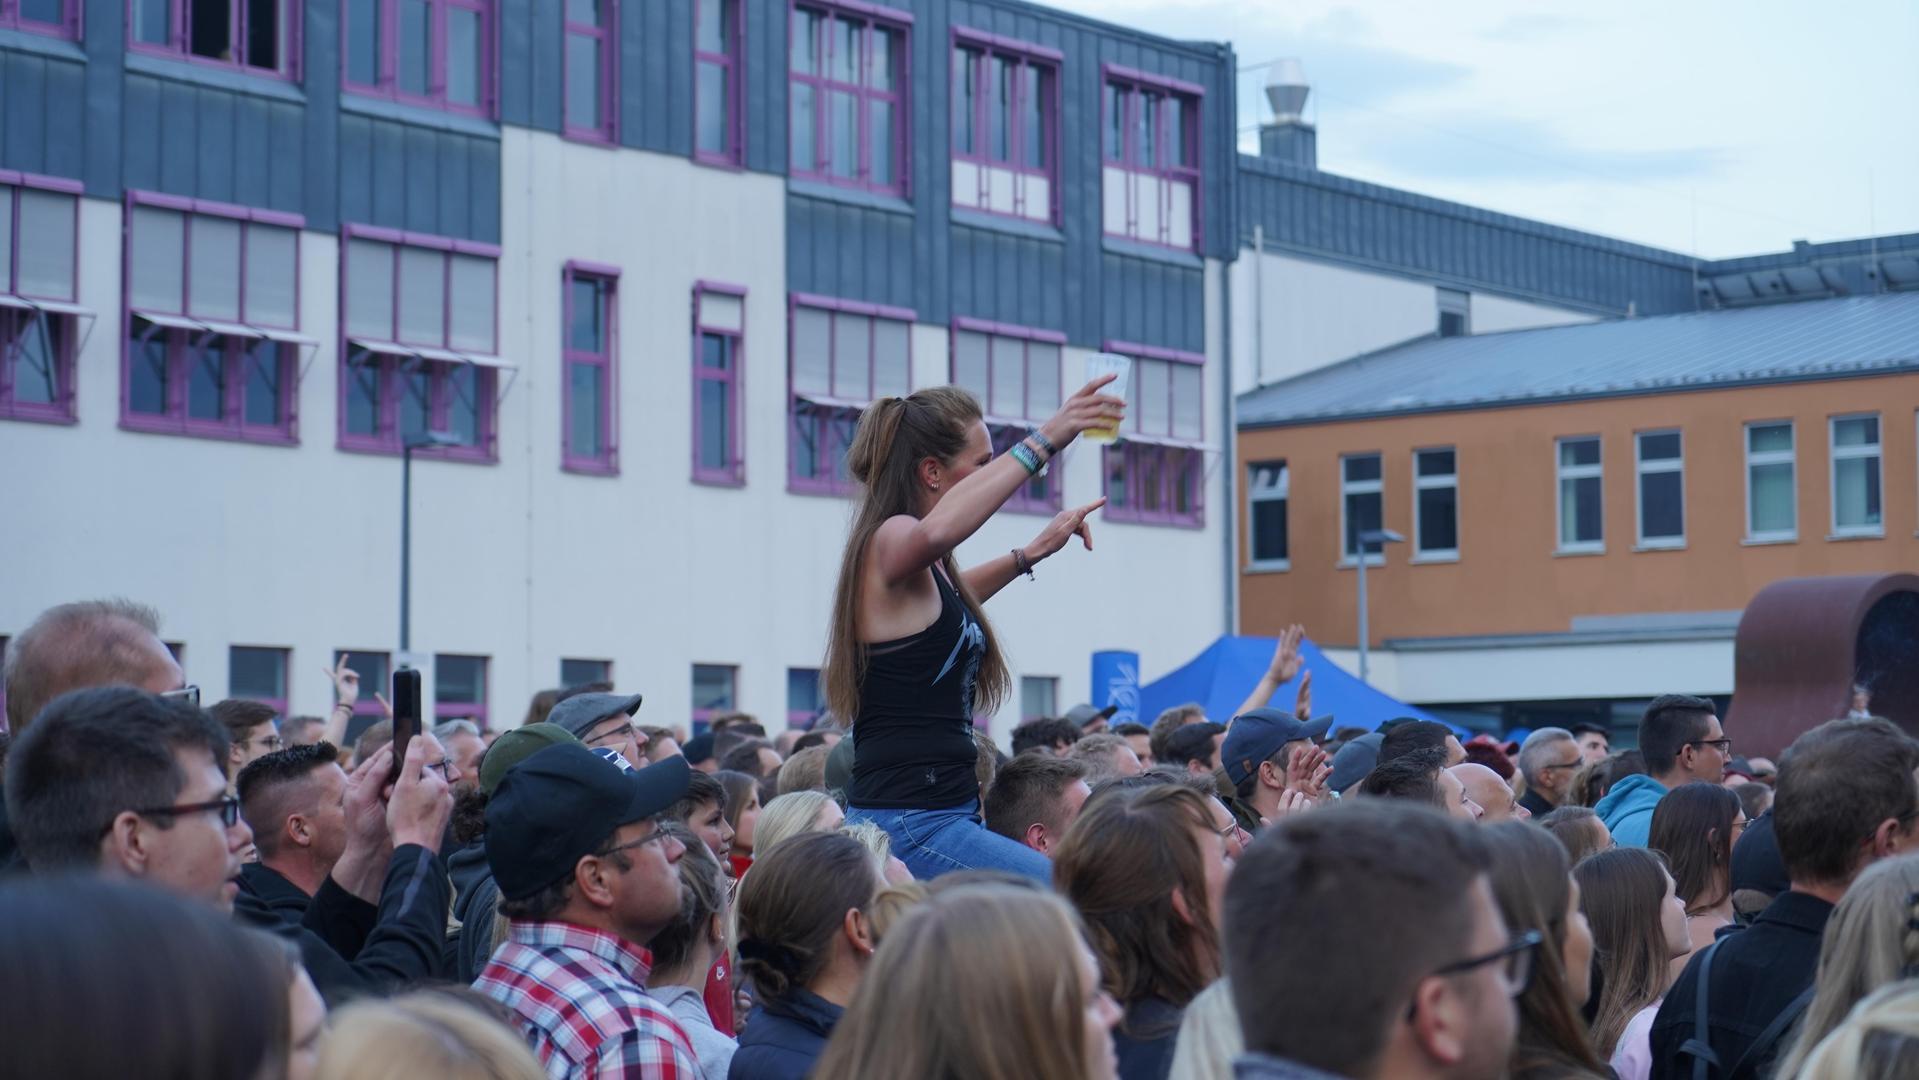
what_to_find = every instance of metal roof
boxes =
[1237,291,1919,429]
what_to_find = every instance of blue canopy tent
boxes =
[1136,635,1448,733]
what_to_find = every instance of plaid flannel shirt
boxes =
[476,920,700,1080]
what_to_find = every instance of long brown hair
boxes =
[1054,785,1221,1010]
[1649,781,1742,915]
[735,830,882,1005]
[822,389,1010,724]
[1574,847,1676,1058]
[1480,822,1608,1079]
[813,884,1102,1080]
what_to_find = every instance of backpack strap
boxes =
[1725,983,1817,1080]
[1678,939,1724,1080]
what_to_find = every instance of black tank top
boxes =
[848,566,984,809]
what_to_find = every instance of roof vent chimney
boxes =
[1265,58,1310,121]
[1259,58,1316,169]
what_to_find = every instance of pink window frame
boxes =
[562,260,619,475]
[692,280,746,486]
[228,645,291,718]
[120,190,305,445]
[1,0,80,38]
[1101,66,1204,252]
[950,316,1065,514]
[0,171,83,424]
[787,292,915,497]
[432,653,488,724]
[337,223,501,463]
[563,0,617,143]
[335,649,391,719]
[691,663,737,735]
[787,0,912,198]
[127,0,302,80]
[949,28,1060,225]
[343,0,496,118]
[1100,339,1205,527]
[693,0,744,166]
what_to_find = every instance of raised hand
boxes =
[1293,669,1314,723]
[387,733,453,853]
[1037,374,1126,448]
[1269,624,1305,684]
[1025,497,1108,562]
[1285,742,1332,804]
[326,654,361,710]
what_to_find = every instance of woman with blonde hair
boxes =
[752,790,845,859]
[645,823,738,1080]
[827,379,1123,881]
[1775,855,1919,1078]
[812,883,1121,1079]
[312,989,544,1080]
[1795,979,1919,1080]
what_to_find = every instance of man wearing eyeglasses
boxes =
[213,698,286,775]
[1224,801,1524,1080]
[548,692,652,770]
[1515,728,1583,819]
[1597,695,1730,848]
[476,743,700,1078]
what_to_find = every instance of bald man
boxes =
[1450,762,1529,824]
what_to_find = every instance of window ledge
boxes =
[1741,535,1798,547]
[952,207,1063,244]
[1101,236,1203,269]
[1554,546,1605,558]
[1827,530,1885,542]
[1243,562,1291,575]
[0,26,84,61]
[1334,557,1387,570]
[337,440,497,465]
[1410,553,1460,565]
[120,417,300,447]
[563,460,621,478]
[691,472,746,489]
[1633,541,1687,552]
[341,94,501,139]
[0,408,78,426]
[1105,514,1206,531]
[788,179,914,217]
[124,52,305,104]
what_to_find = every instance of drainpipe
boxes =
[1220,246,1238,639]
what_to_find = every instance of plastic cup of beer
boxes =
[1082,353,1130,445]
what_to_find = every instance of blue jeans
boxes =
[846,800,1053,883]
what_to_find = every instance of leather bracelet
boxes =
[1027,430,1058,456]
[333,701,355,712]
[1012,549,1035,580]
[1009,442,1042,476]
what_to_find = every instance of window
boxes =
[1414,448,1459,560]
[1831,414,1883,537]
[228,646,290,716]
[1556,436,1602,553]
[789,2,908,196]
[340,227,504,459]
[1745,422,1796,542]
[563,263,618,474]
[694,283,746,485]
[0,175,83,423]
[563,0,617,141]
[951,321,1063,513]
[1635,430,1684,547]
[788,294,912,495]
[1247,461,1289,569]
[1102,70,1201,250]
[1020,675,1057,722]
[951,34,1057,224]
[130,0,296,76]
[695,0,742,164]
[1,0,76,38]
[1339,453,1383,563]
[124,194,306,442]
[434,654,487,725]
[334,650,390,723]
[1437,289,1469,338]
[692,664,737,734]
[1102,344,1205,527]
[345,0,493,116]
[561,658,612,686]
[787,668,823,730]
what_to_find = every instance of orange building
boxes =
[1234,292,1919,735]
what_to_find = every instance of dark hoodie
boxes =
[448,839,504,982]
[728,989,843,1080]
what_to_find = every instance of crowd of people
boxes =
[4,378,1918,1080]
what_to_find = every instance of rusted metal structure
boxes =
[1729,573,1919,757]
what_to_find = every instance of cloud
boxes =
[1481,13,1586,42]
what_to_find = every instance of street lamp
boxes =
[1355,527,1404,684]
[401,431,459,654]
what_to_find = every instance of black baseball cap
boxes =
[682,731,715,765]
[485,744,691,901]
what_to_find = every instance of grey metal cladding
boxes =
[338,112,502,243]
[741,0,786,173]
[0,48,88,182]
[1238,155,1698,317]
[121,73,308,214]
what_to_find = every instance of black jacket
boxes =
[238,861,312,920]
[1115,996,1183,1080]
[233,843,450,1006]
[1518,788,1557,819]
[1647,890,1833,1080]
[728,990,843,1080]
[447,839,502,983]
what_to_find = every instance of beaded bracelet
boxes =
[1027,430,1058,456]
[1009,441,1042,476]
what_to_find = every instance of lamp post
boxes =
[1355,528,1405,684]
[401,431,459,654]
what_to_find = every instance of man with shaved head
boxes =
[1,599,188,869]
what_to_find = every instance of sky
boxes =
[1046,0,1919,259]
